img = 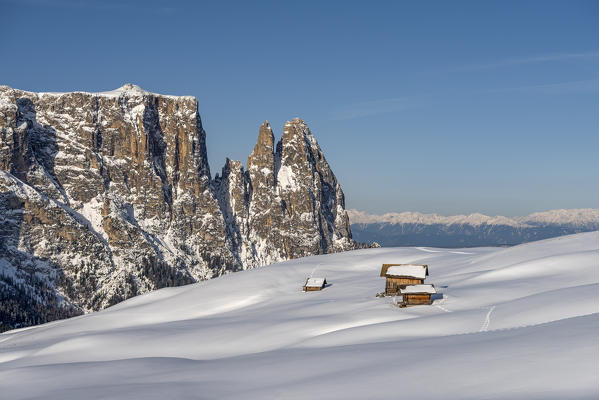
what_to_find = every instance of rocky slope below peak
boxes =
[0,85,361,331]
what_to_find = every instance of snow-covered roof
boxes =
[400,284,436,294]
[386,265,427,279]
[304,277,326,287]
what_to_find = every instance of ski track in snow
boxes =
[434,295,452,313]
[435,304,452,313]
[415,247,443,253]
[480,305,496,332]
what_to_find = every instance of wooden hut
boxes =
[380,264,428,295]
[399,284,436,306]
[303,277,327,292]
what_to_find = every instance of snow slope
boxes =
[1,232,599,399]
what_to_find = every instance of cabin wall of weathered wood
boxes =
[303,286,323,291]
[403,293,432,305]
[385,277,424,294]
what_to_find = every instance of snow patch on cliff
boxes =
[276,165,297,191]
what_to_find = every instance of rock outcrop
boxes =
[0,85,360,331]
[215,119,357,268]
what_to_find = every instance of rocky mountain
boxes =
[348,209,599,247]
[214,119,356,267]
[0,84,360,331]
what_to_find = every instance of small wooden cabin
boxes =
[303,277,327,292]
[380,264,429,295]
[399,284,436,306]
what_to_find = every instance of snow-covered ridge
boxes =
[0,84,196,100]
[348,208,599,227]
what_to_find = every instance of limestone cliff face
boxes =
[245,121,285,265]
[214,119,358,269]
[0,85,360,330]
[275,118,354,256]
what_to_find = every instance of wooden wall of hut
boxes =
[403,294,432,305]
[304,286,323,292]
[385,277,424,294]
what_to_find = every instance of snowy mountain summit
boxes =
[0,85,361,330]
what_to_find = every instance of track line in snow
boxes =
[434,294,452,312]
[0,335,13,344]
[479,306,496,332]
[415,247,442,253]
[435,304,452,313]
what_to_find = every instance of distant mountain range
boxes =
[348,209,599,247]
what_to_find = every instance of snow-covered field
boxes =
[1,232,599,399]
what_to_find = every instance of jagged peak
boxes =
[280,118,321,157]
[285,117,306,124]
[249,120,276,161]
[259,120,274,135]
[283,117,313,136]
[224,157,243,168]
[220,157,244,174]
[214,158,245,183]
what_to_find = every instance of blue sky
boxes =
[1,0,597,216]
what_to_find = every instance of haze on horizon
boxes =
[1,0,597,216]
